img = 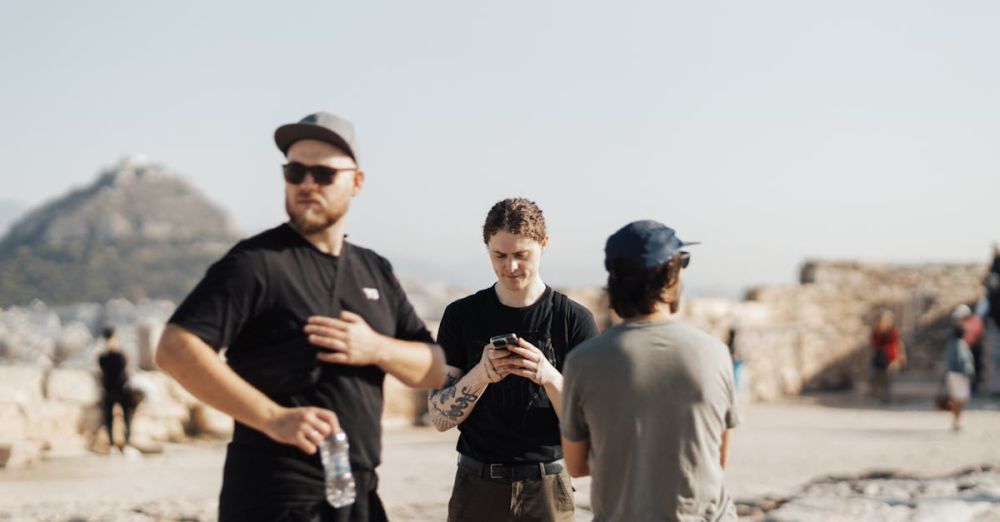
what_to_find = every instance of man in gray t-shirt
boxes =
[561,220,739,522]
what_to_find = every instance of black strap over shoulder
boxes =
[549,290,572,370]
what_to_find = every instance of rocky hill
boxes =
[0,156,242,306]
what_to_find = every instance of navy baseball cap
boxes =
[274,112,359,162]
[605,220,699,270]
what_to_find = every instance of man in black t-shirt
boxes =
[156,112,447,522]
[97,326,132,451]
[427,198,599,522]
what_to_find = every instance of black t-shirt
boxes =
[98,351,127,392]
[438,285,599,464]
[989,256,1000,324]
[168,224,432,511]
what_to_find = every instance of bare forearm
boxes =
[542,373,564,419]
[375,336,447,389]
[155,325,280,433]
[427,366,490,431]
[562,437,590,477]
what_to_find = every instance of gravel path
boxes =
[2,386,999,521]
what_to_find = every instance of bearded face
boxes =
[282,140,362,235]
[285,188,348,234]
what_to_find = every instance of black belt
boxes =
[458,454,564,482]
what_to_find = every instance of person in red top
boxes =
[870,310,906,403]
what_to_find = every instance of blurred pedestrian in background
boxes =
[870,310,906,403]
[97,326,133,452]
[943,321,975,431]
[952,304,984,395]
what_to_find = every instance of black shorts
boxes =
[219,444,387,522]
[220,471,386,522]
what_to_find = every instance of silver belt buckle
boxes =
[489,463,503,479]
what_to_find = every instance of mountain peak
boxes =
[0,158,243,306]
[104,153,152,185]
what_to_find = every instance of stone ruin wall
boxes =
[693,260,988,401]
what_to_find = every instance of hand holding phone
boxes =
[480,334,518,383]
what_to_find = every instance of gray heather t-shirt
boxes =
[562,318,740,522]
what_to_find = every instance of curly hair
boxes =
[482,198,547,244]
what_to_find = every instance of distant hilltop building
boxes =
[0,156,242,306]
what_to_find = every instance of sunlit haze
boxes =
[2,1,998,296]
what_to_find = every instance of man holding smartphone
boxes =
[427,198,599,522]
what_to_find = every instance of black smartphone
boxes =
[489,333,518,349]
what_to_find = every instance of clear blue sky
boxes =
[2,1,998,295]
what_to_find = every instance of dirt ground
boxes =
[2,380,999,521]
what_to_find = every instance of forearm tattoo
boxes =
[432,386,479,420]
[428,374,480,429]
[429,374,458,400]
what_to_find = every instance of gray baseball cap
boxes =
[274,112,359,162]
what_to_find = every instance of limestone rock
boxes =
[750,467,1000,522]
[0,365,44,404]
[0,440,42,469]
[731,260,988,401]
[23,401,85,445]
[44,368,100,405]
[135,322,162,371]
[0,402,28,441]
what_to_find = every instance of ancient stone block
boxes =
[44,368,99,405]
[0,402,28,441]
[0,365,44,404]
[23,401,85,444]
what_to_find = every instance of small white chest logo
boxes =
[362,287,380,300]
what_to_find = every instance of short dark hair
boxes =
[102,326,116,340]
[607,256,682,319]
[482,198,547,244]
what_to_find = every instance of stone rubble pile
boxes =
[739,465,1000,522]
[0,364,232,469]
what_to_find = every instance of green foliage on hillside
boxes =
[0,237,234,306]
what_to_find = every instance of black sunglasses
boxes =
[282,162,356,186]
[679,251,691,269]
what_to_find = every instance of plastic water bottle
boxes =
[319,431,356,508]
